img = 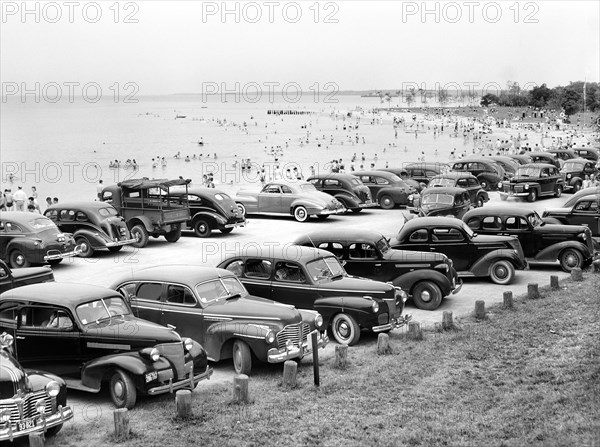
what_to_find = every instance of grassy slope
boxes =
[51,274,600,447]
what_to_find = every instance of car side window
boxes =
[117,282,138,299]
[244,259,272,279]
[432,228,464,242]
[457,179,468,188]
[136,282,163,301]
[3,222,22,233]
[348,243,377,260]
[505,217,519,230]
[45,210,58,221]
[468,178,479,187]
[323,179,340,187]
[166,284,196,305]
[224,260,244,277]
[482,216,502,230]
[466,217,480,230]
[274,262,306,283]
[76,211,89,222]
[308,178,320,186]
[264,185,281,194]
[0,305,18,327]
[19,306,73,330]
[408,229,428,242]
[359,176,372,184]
[60,210,75,221]
[102,191,113,203]
[281,185,292,194]
[317,242,344,259]
[575,200,594,212]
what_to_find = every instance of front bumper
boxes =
[223,221,246,229]
[359,201,378,208]
[372,314,412,332]
[106,237,137,247]
[44,245,82,261]
[499,190,529,198]
[267,331,329,363]
[147,366,213,396]
[451,279,463,295]
[0,405,73,442]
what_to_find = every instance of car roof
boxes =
[401,216,464,230]
[520,163,557,169]
[0,283,121,306]
[422,186,467,195]
[547,148,576,155]
[294,229,385,245]
[113,265,235,285]
[453,157,498,164]
[46,201,117,211]
[353,170,398,178]
[529,152,557,158]
[404,162,449,169]
[308,173,358,181]
[0,211,52,223]
[168,186,230,197]
[463,206,533,218]
[563,189,600,206]
[229,245,334,261]
[118,178,191,189]
[562,158,592,165]
[265,180,312,187]
[431,171,476,180]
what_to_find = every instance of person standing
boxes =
[97,180,104,200]
[13,186,28,211]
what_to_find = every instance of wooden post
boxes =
[233,374,249,403]
[282,361,297,388]
[503,291,513,309]
[176,390,192,418]
[527,283,540,300]
[334,345,348,369]
[28,433,45,447]
[474,300,485,319]
[442,311,454,330]
[311,331,320,387]
[113,408,130,441]
[550,275,559,290]
[571,267,583,281]
[408,321,423,340]
[377,333,392,355]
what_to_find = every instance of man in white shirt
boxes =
[13,186,28,211]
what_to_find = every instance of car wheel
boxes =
[476,196,485,207]
[108,246,123,253]
[45,424,63,438]
[527,189,538,202]
[573,181,582,192]
[317,215,329,220]
[164,227,182,242]
[293,206,309,222]
[379,195,395,210]
[9,250,30,269]
[109,369,137,409]
[489,260,515,285]
[193,219,211,238]
[236,203,247,216]
[220,227,234,234]
[559,248,583,272]
[480,180,489,190]
[331,313,360,345]
[76,236,94,258]
[412,281,443,310]
[555,185,562,198]
[232,340,252,375]
[130,224,149,248]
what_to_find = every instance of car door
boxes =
[569,198,600,236]
[130,281,164,323]
[279,185,296,211]
[57,209,77,234]
[257,185,283,213]
[270,260,314,307]
[321,179,341,196]
[504,215,536,257]
[159,283,205,344]
[359,175,378,198]
[428,226,474,271]
[240,258,274,298]
[343,242,384,281]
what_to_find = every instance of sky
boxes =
[1,1,599,95]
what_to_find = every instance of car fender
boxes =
[469,249,526,277]
[333,192,360,208]
[6,239,41,263]
[234,195,258,210]
[391,270,453,297]
[532,241,592,262]
[290,199,324,214]
[191,210,227,226]
[127,215,154,233]
[73,228,112,249]
[567,176,583,187]
[376,187,407,202]
[313,295,376,327]
[206,320,277,362]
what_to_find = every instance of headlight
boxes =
[497,182,502,188]
[371,301,379,313]
[45,380,60,397]
[36,399,46,414]
[150,347,161,361]
[314,314,324,329]
[566,173,571,179]
[524,184,530,190]
[0,409,12,423]
[0,332,14,348]
[183,338,194,353]
[265,330,276,344]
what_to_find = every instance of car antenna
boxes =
[305,233,317,249]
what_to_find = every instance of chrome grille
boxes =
[154,342,185,379]
[514,185,524,193]
[385,297,400,319]
[276,323,310,350]
[0,391,54,423]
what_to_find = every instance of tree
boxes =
[561,88,582,116]
[529,83,552,108]
[405,88,416,108]
[438,87,449,107]
[480,93,499,107]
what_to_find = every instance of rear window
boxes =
[29,217,56,229]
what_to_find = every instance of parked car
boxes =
[101,178,191,248]
[542,192,600,240]
[463,207,595,272]
[217,246,410,345]
[307,173,376,213]
[499,163,564,202]
[0,212,81,268]
[426,172,489,207]
[390,217,527,285]
[0,332,73,442]
[572,147,599,163]
[44,202,136,257]
[506,154,532,166]
[528,152,561,169]
[560,158,599,193]
[559,186,600,208]
[488,155,520,178]
[412,187,472,218]
[293,229,461,310]
[109,266,328,374]
[378,168,423,194]
[353,170,412,209]
[0,283,212,409]
[234,181,346,222]
[165,186,246,237]
[0,259,54,295]
[450,158,505,190]
[395,162,450,187]
[546,148,578,167]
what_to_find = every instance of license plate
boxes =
[145,371,158,383]
[17,417,37,431]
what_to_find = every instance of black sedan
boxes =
[412,186,472,218]
[0,259,54,294]
[307,173,376,213]
[353,171,413,209]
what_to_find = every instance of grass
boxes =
[49,273,600,447]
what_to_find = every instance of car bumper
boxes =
[499,191,529,198]
[224,222,246,229]
[44,246,82,261]
[146,366,213,396]
[318,208,346,215]
[106,237,137,247]
[359,202,378,208]
[372,314,412,332]
[267,332,329,363]
[0,405,73,442]
[451,279,463,295]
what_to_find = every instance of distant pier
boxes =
[267,110,316,115]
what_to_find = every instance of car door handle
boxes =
[375,264,382,267]
[16,336,25,340]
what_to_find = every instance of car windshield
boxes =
[306,256,346,281]
[422,193,454,205]
[376,237,390,254]
[28,217,56,229]
[195,277,247,304]
[460,221,475,238]
[76,296,131,324]
[430,178,454,187]
[562,161,581,171]
[388,174,402,182]
[527,211,543,227]
[300,184,316,192]
[350,178,361,186]
[516,166,540,177]
[98,207,118,217]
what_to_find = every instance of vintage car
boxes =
[528,152,561,169]
[378,168,423,194]
[353,170,413,209]
[0,260,54,295]
[560,159,599,193]
[543,192,600,240]
[234,181,346,222]
[395,162,450,187]
[506,154,532,166]
[488,155,520,178]
[307,173,376,213]
[217,246,410,346]
[0,283,212,409]
[0,332,73,442]
[109,266,328,374]
[0,212,81,269]
[546,148,578,167]
[166,186,246,237]
[450,158,505,190]
[412,187,472,218]
[426,172,489,208]
[573,147,599,163]
[499,163,564,202]
[391,217,528,285]
[44,202,136,257]
[293,230,461,310]
[463,207,595,272]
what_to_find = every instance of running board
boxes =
[64,379,101,393]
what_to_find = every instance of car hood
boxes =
[472,234,516,244]
[204,295,301,324]
[10,266,54,283]
[542,207,569,215]
[385,249,447,263]
[420,203,455,215]
[83,315,182,345]
[536,223,589,235]
[316,276,393,295]
[0,349,30,397]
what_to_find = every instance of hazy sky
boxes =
[1,1,599,94]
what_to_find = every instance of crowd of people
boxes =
[1,186,58,213]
